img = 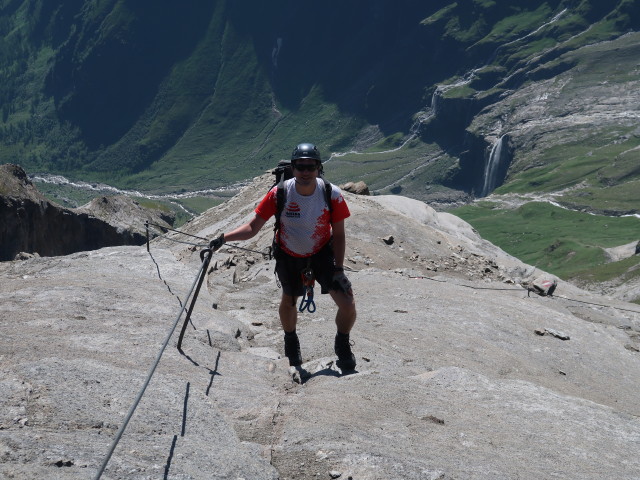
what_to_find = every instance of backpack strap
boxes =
[274,176,287,235]
[322,178,333,219]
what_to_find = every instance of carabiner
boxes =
[298,285,316,313]
[298,265,316,312]
[199,247,213,262]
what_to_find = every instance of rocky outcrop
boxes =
[464,33,640,208]
[0,164,172,261]
[455,132,513,197]
[1,174,639,479]
[76,195,175,238]
[339,181,370,196]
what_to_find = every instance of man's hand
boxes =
[332,268,352,296]
[210,234,225,251]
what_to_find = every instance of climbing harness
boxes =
[298,265,316,313]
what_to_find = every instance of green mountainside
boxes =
[1,0,639,293]
[0,0,449,189]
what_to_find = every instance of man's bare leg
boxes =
[279,294,298,332]
[330,290,356,334]
[280,293,302,366]
[330,290,357,370]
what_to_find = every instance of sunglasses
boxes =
[293,163,319,172]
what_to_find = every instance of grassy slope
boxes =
[494,31,640,211]
[453,202,640,284]
[447,3,640,292]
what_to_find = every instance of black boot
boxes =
[284,331,302,366]
[334,332,356,370]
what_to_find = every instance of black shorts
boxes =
[275,242,336,297]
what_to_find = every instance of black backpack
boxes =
[270,160,333,250]
[528,276,558,297]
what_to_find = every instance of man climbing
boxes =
[210,143,357,370]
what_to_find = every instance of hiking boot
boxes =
[284,332,302,367]
[334,333,356,371]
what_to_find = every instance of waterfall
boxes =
[431,89,441,116]
[271,38,283,68]
[481,135,507,197]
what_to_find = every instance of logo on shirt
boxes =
[285,202,301,218]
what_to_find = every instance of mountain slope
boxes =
[0,163,173,260]
[1,174,639,478]
[1,0,639,290]
[1,0,637,196]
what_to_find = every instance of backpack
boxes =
[528,276,558,297]
[270,160,333,256]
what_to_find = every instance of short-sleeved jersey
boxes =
[255,178,350,257]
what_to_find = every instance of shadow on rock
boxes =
[291,363,358,384]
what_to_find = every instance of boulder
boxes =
[340,181,370,196]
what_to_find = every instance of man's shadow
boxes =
[293,364,358,384]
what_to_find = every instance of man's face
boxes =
[292,159,319,186]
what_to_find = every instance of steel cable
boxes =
[93,255,208,479]
[148,225,208,247]
[409,274,524,292]
[147,222,208,241]
[553,294,640,314]
[147,223,270,257]
[408,274,640,314]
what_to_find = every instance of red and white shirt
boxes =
[255,178,351,257]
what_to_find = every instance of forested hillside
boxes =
[1,0,639,288]
[1,1,637,195]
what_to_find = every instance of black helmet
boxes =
[291,143,321,162]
